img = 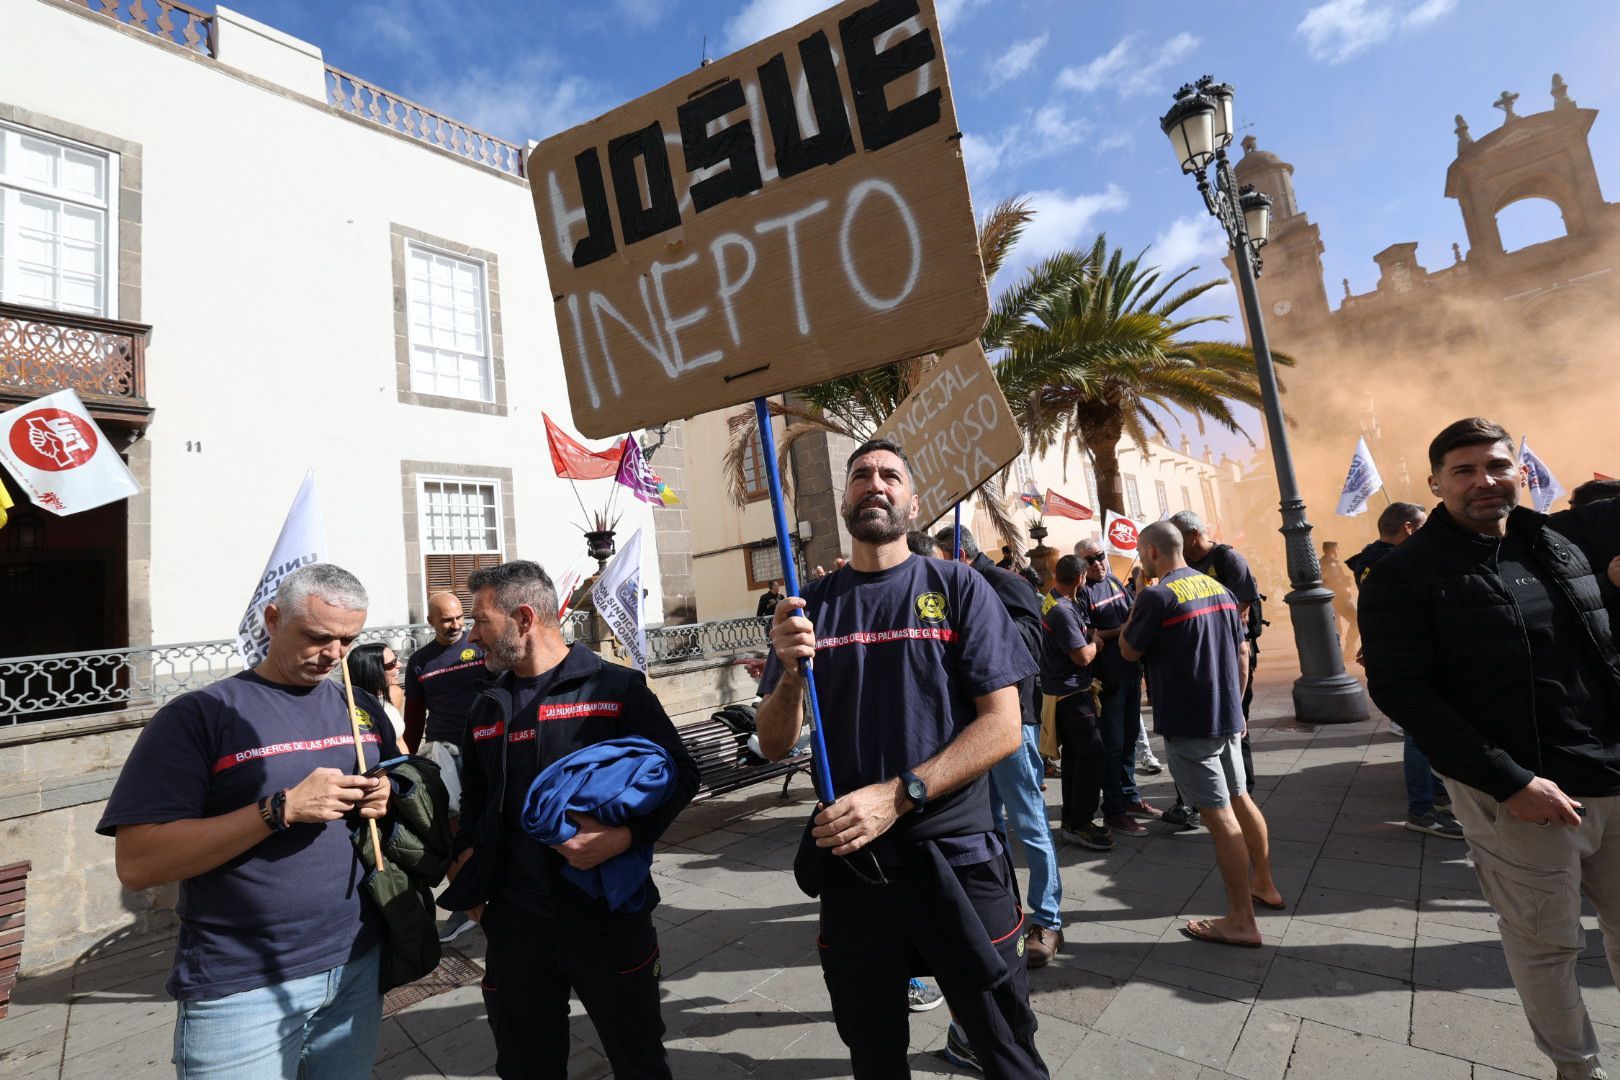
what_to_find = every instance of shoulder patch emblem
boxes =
[460,647,477,661]
[352,706,373,730]
[916,591,948,622]
[1015,934,1026,957]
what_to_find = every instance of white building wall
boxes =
[2,0,662,641]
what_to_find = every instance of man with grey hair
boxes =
[99,563,398,1075]
[1121,524,1282,947]
[1075,537,1161,834]
[443,560,698,1078]
[933,523,1065,968]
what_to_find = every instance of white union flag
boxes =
[1335,437,1384,517]
[592,528,647,671]
[236,470,328,666]
[0,388,140,515]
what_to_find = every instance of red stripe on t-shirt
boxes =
[1161,601,1239,627]
[419,659,484,681]
[473,702,623,744]
[815,627,957,650]
[212,733,381,774]
[472,720,505,742]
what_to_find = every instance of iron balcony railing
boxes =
[0,614,768,725]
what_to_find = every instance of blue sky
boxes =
[234,0,1620,456]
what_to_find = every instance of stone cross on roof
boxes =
[1493,90,1520,123]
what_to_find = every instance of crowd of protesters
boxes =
[96,417,1620,1080]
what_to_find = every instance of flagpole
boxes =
[952,504,962,560]
[338,654,386,874]
[754,397,837,803]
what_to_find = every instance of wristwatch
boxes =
[900,771,928,814]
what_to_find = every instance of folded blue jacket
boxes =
[519,736,676,912]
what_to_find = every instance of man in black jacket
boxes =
[1360,417,1620,1080]
[935,524,1065,968]
[443,561,698,1080]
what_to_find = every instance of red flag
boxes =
[544,413,622,480]
[1044,488,1095,521]
[1597,472,1615,481]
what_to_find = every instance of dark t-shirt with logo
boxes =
[1081,572,1137,684]
[757,555,1035,862]
[1498,533,1620,796]
[405,631,489,744]
[1124,567,1247,740]
[1038,590,1093,700]
[97,671,398,1000]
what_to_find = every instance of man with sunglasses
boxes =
[1076,538,1162,835]
[756,437,1047,1079]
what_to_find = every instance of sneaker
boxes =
[1161,804,1201,830]
[907,977,944,1012]
[1104,813,1148,837]
[1136,758,1164,775]
[1555,1060,1608,1080]
[1124,799,1164,820]
[1024,926,1062,968]
[438,910,477,943]
[1043,758,1062,779]
[1406,812,1464,839]
[944,1022,981,1072]
[1060,822,1115,851]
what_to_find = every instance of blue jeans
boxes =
[173,943,382,1078]
[1099,672,1142,817]
[989,723,1063,932]
[1404,735,1449,817]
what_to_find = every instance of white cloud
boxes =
[611,0,670,30]
[986,33,1049,89]
[408,54,612,142]
[1296,0,1457,64]
[959,102,1090,192]
[937,0,992,31]
[1149,215,1228,272]
[1001,186,1130,276]
[1056,32,1199,98]
[960,131,1008,188]
[723,0,827,50]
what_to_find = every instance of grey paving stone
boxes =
[416,1009,498,1077]
[660,941,779,1007]
[1071,886,1188,938]
[681,991,821,1072]
[1284,1018,1472,1079]
[1292,883,1419,940]
[1148,927,1278,988]
[1278,918,1414,981]
[1308,856,1420,901]
[1055,1029,1204,1079]
[1136,958,1261,1004]
[1258,955,1413,1041]
[1027,959,1126,1028]
[1050,920,1157,982]
[392,983,485,1048]
[0,1000,68,1053]
[372,1047,437,1079]
[58,991,173,1060]
[1222,1007,1300,1080]
[752,962,833,1018]
[58,1021,172,1080]
[374,1017,416,1064]
[1410,986,1551,1077]
[1318,831,1425,869]
[1093,977,1251,1067]
[0,1031,65,1078]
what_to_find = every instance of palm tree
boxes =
[721,198,1076,547]
[996,235,1291,517]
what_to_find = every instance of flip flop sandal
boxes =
[1180,921,1263,949]
[1251,894,1287,911]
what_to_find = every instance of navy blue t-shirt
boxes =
[757,555,1035,860]
[405,631,489,743]
[1080,573,1137,683]
[97,672,397,1000]
[1123,567,1247,740]
[1037,590,1093,699]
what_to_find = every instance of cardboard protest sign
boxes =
[530,0,988,437]
[872,341,1022,528]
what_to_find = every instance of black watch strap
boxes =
[900,771,927,814]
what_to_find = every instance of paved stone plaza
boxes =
[4,654,1616,1079]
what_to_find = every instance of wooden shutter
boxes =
[424,552,502,610]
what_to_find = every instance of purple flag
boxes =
[613,436,662,506]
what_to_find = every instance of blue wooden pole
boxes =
[753,398,837,803]
[952,504,962,560]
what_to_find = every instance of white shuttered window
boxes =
[0,124,117,317]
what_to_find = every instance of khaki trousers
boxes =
[1446,779,1620,1074]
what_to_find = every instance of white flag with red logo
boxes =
[1102,509,1144,557]
[0,388,140,515]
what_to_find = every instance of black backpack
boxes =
[1210,544,1267,642]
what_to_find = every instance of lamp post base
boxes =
[1282,584,1370,724]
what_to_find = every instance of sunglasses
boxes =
[383,659,399,671]
[1084,553,1108,564]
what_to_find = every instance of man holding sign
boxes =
[757,439,1047,1078]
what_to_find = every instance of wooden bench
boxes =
[679,718,813,802]
[0,860,28,1020]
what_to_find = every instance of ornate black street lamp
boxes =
[1160,76,1367,723]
